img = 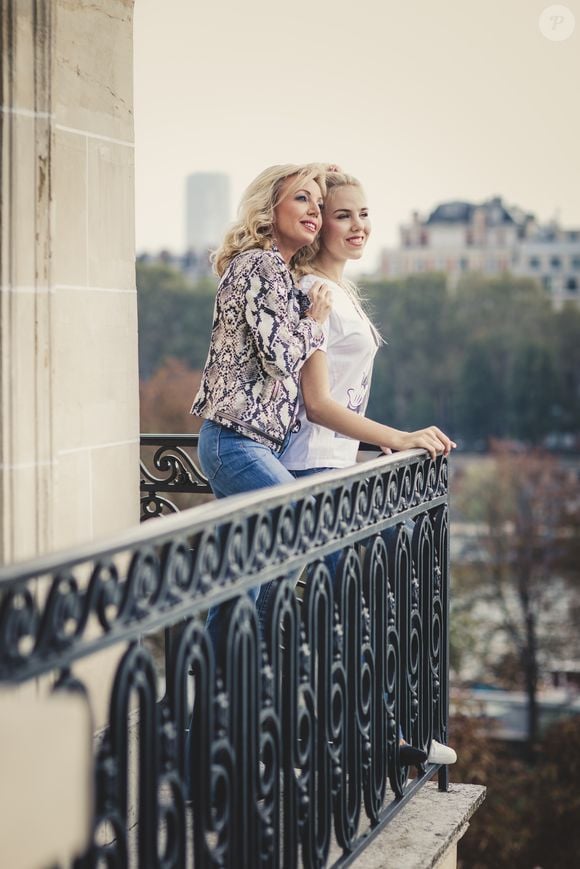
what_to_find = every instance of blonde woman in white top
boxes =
[282,170,457,766]
[284,170,454,466]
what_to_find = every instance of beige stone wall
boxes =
[0,0,138,564]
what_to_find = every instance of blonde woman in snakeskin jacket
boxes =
[190,163,332,645]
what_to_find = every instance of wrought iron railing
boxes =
[140,434,212,520]
[139,434,381,521]
[1,441,450,867]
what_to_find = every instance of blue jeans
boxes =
[198,419,296,649]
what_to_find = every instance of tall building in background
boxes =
[185,171,231,254]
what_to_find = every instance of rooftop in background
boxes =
[379,195,580,307]
[426,198,517,227]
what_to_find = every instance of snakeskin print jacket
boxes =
[191,247,325,449]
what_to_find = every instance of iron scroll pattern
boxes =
[0,451,450,867]
[140,434,211,520]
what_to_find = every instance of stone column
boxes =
[0,0,138,564]
[0,0,54,562]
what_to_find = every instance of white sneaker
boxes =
[428,739,457,765]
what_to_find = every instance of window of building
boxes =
[542,275,552,292]
[529,256,541,269]
[566,277,578,292]
[571,256,580,270]
[550,256,562,269]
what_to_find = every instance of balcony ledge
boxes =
[345,781,486,869]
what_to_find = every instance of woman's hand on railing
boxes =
[383,426,457,460]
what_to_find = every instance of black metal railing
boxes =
[140,434,212,520]
[1,441,450,868]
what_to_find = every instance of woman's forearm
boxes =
[305,396,405,450]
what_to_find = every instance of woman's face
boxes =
[273,176,323,259]
[320,185,371,262]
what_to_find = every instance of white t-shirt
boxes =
[281,274,380,470]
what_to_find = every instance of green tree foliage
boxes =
[553,303,580,433]
[137,263,580,445]
[137,262,217,378]
[457,341,505,442]
[362,274,455,431]
[510,341,558,442]
[360,271,578,444]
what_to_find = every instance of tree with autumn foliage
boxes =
[454,446,580,749]
[453,714,580,869]
[140,357,202,433]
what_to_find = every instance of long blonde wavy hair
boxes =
[212,163,327,277]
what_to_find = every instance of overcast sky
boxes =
[133,0,579,272]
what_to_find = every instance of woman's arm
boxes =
[244,252,331,379]
[301,351,455,460]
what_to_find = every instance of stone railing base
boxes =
[339,781,486,868]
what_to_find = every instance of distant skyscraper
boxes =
[185,172,231,253]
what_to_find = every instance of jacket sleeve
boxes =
[244,252,325,379]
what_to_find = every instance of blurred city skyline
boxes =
[133,0,579,272]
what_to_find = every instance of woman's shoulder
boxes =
[299,272,345,297]
[229,247,288,281]
[298,272,318,291]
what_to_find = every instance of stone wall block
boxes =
[9,115,38,289]
[12,1,36,111]
[54,288,139,452]
[87,138,135,289]
[1,464,54,562]
[6,293,45,465]
[91,440,139,539]
[52,450,93,551]
[52,128,88,287]
[55,0,134,141]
